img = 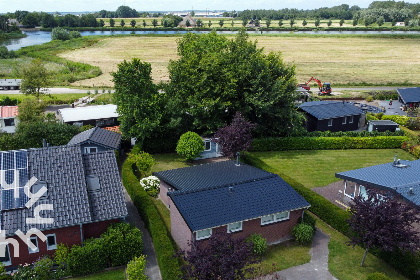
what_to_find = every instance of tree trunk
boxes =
[361,248,369,267]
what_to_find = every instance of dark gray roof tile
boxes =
[299,101,363,120]
[397,87,420,104]
[68,127,121,149]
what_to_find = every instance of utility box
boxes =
[368,120,400,132]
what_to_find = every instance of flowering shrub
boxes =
[140,176,160,197]
[126,255,148,280]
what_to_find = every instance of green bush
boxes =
[366,96,373,102]
[122,145,181,280]
[54,243,70,271]
[301,211,316,231]
[0,46,18,59]
[366,272,391,280]
[69,30,81,39]
[67,238,108,276]
[101,222,144,267]
[33,256,54,280]
[251,136,407,152]
[127,151,155,177]
[176,131,205,161]
[246,234,267,256]
[292,223,314,245]
[126,255,148,280]
[51,27,70,40]
[381,115,409,126]
[290,129,404,138]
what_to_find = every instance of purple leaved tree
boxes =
[348,189,420,267]
[213,112,257,158]
[178,231,260,280]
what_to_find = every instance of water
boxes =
[2,29,420,51]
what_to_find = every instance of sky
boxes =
[1,0,419,13]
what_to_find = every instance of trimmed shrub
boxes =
[292,223,314,245]
[126,255,148,280]
[246,234,267,256]
[366,96,373,102]
[54,243,70,271]
[101,222,144,267]
[67,238,108,276]
[122,145,181,280]
[366,272,391,280]
[176,131,205,161]
[251,136,407,152]
[127,151,155,177]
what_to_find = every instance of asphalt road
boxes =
[333,87,401,91]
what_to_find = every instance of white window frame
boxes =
[227,221,243,233]
[344,181,356,199]
[196,228,212,240]
[27,236,39,254]
[46,234,57,250]
[0,243,11,266]
[342,116,347,124]
[261,211,290,225]
[204,140,211,151]
[84,147,98,154]
[349,116,354,124]
[328,119,333,127]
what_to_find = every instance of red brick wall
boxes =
[159,181,173,208]
[170,200,304,251]
[170,198,194,252]
[5,220,118,267]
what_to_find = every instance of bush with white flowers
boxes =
[140,176,160,197]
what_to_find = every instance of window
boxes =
[227,222,242,233]
[204,140,211,151]
[261,211,290,225]
[4,119,14,127]
[349,116,354,124]
[28,236,39,254]
[342,116,347,124]
[0,244,11,266]
[196,228,212,240]
[328,119,333,127]
[84,147,97,154]
[86,175,101,193]
[344,181,356,199]
[359,185,368,200]
[46,234,57,250]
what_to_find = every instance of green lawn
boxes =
[0,93,88,105]
[251,149,415,189]
[315,217,407,280]
[68,268,125,280]
[151,153,189,173]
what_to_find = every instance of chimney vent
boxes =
[235,152,240,166]
[229,186,234,193]
[409,188,415,195]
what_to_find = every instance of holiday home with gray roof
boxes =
[154,160,310,251]
[68,127,122,154]
[0,146,127,268]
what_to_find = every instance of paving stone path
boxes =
[263,229,337,280]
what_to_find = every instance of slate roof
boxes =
[299,101,363,120]
[336,159,420,207]
[1,146,127,235]
[68,127,121,149]
[154,160,274,192]
[397,87,420,104]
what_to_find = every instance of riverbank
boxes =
[0,32,26,40]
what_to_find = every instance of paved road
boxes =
[333,87,401,91]
[263,229,337,280]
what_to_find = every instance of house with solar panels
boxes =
[397,87,420,108]
[0,146,127,268]
[335,157,420,211]
[154,160,310,251]
[298,101,364,132]
[67,127,122,154]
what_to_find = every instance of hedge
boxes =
[122,145,182,280]
[244,152,420,280]
[243,153,350,235]
[251,136,408,152]
[401,127,420,145]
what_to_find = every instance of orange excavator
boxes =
[298,77,332,95]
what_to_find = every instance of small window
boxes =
[46,234,57,250]
[204,140,211,151]
[4,119,15,127]
[342,117,347,124]
[328,119,333,126]
[28,237,39,254]
[349,116,354,124]
[0,244,11,266]
[275,211,290,221]
[261,214,275,225]
[227,222,242,233]
[84,147,97,154]
[359,185,368,200]
[344,182,356,199]
[196,228,212,240]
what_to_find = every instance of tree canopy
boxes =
[348,189,420,267]
[112,58,163,144]
[20,58,51,100]
[167,30,303,137]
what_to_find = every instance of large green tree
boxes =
[112,58,163,144]
[166,30,302,136]
[20,58,51,100]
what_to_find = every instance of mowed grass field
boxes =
[59,34,420,87]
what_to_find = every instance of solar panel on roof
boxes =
[0,151,29,211]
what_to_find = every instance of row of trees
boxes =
[112,31,303,148]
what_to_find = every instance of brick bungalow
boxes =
[154,160,310,251]
[0,145,127,268]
